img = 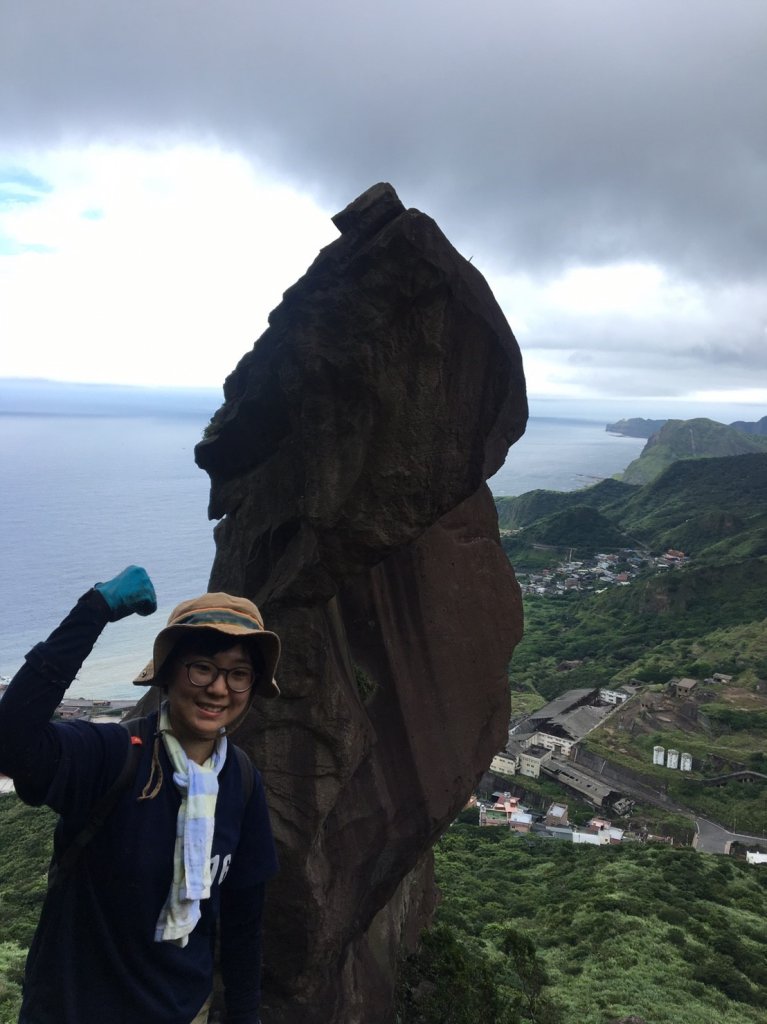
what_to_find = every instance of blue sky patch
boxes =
[0,168,53,193]
[0,233,55,256]
[0,168,54,208]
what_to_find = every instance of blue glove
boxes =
[94,565,157,621]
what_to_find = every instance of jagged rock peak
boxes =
[194,183,527,1024]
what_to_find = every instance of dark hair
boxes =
[156,630,266,688]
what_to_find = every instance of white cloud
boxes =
[0,146,338,386]
[1,141,766,412]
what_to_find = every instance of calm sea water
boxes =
[0,384,645,698]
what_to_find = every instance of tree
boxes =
[500,928,563,1024]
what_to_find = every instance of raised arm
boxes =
[0,566,156,803]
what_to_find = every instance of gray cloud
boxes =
[3,1,765,276]
[2,0,766,398]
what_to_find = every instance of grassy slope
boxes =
[431,827,767,1024]
[0,799,55,1024]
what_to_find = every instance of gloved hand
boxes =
[94,565,157,621]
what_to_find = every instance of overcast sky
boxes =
[1,0,765,418]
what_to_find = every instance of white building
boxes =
[600,688,628,705]
[573,829,611,846]
[490,753,518,776]
[529,731,575,757]
[746,852,767,865]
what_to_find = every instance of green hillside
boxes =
[621,419,767,485]
[496,478,637,531]
[406,827,767,1024]
[0,799,55,1023]
[502,507,633,564]
[503,443,767,833]
[731,415,767,437]
[496,453,767,567]
[618,453,767,558]
[511,557,767,698]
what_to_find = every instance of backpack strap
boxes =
[49,717,149,886]
[231,743,255,806]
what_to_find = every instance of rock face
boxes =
[195,183,527,1023]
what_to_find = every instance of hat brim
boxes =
[133,622,281,698]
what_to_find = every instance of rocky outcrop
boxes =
[195,183,527,1023]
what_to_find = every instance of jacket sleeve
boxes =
[219,881,266,1024]
[0,589,111,804]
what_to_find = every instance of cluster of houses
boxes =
[478,793,630,845]
[518,548,688,598]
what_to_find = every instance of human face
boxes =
[166,642,252,757]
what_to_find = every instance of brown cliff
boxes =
[195,183,527,1023]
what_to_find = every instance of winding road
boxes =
[693,817,767,854]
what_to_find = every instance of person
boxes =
[0,566,280,1024]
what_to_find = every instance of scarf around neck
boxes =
[153,704,227,946]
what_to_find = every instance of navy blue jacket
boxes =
[0,591,278,1024]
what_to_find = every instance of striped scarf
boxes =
[154,704,227,946]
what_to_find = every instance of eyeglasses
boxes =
[184,660,256,693]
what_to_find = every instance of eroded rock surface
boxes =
[195,183,527,1023]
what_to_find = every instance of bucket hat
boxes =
[133,593,281,698]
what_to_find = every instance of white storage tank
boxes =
[653,745,665,766]
[680,752,693,772]
[666,749,679,769]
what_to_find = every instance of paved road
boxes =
[694,816,767,854]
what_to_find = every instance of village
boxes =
[517,546,688,597]
[476,791,632,846]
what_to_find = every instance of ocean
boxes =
[0,383,645,698]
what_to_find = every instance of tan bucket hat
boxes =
[133,592,281,698]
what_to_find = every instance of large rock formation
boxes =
[195,183,527,1023]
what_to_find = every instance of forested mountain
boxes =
[498,452,767,564]
[620,418,767,485]
[731,415,767,437]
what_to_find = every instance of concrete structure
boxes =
[573,829,611,845]
[746,851,767,865]
[674,678,698,698]
[599,688,629,705]
[653,745,665,766]
[545,802,569,827]
[543,755,615,808]
[680,752,693,772]
[524,688,613,751]
[529,731,574,757]
[519,745,552,778]
[667,749,680,769]
[508,810,533,834]
[489,753,518,776]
